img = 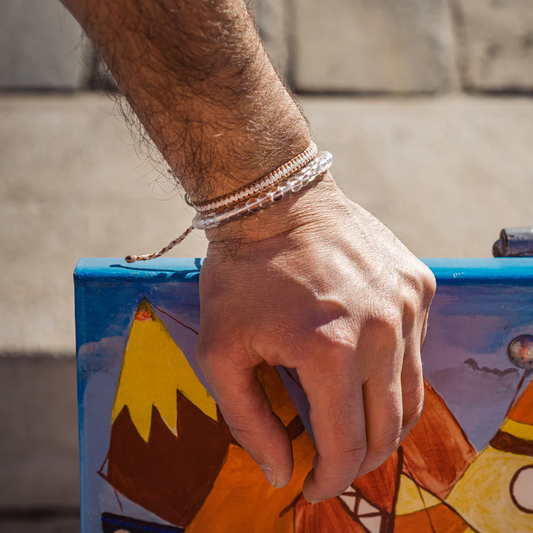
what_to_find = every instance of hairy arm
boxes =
[62,0,436,505]
[62,0,309,200]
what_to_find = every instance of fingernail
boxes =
[260,465,277,487]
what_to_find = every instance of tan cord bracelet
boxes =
[125,144,332,263]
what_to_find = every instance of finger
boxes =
[400,345,425,442]
[356,368,403,478]
[399,311,427,441]
[299,358,367,503]
[421,306,430,348]
[197,346,293,488]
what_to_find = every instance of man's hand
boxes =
[61,0,436,502]
[197,173,436,502]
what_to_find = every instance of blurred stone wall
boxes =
[2,0,533,529]
[0,0,92,90]
[3,0,533,94]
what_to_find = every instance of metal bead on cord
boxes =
[125,144,332,263]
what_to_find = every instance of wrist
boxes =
[204,172,346,245]
[186,122,312,204]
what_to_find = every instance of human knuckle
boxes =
[314,332,357,357]
[300,327,355,364]
[222,401,254,429]
[403,373,424,397]
[226,418,252,436]
[373,307,403,337]
[364,312,401,354]
[195,350,211,374]
[404,407,423,430]
[196,348,218,370]
[402,278,431,308]
[373,432,402,458]
[401,299,418,325]
[335,441,368,465]
[226,421,253,443]
[229,393,271,423]
[415,266,437,303]
[403,395,425,428]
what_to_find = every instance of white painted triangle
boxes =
[358,497,379,516]
[360,515,381,533]
[339,492,357,512]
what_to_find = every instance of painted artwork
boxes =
[75,258,533,533]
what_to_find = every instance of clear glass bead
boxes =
[215,210,226,222]
[319,152,333,169]
[269,186,284,203]
[203,215,218,229]
[256,192,272,208]
[236,201,251,215]
[190,151,333,231]
[290,177,303,192]
[280,181,292,195]
[286,176,297,187]
[192,214,202,230]
[246,197,262,213]
[224,207,239,222]
[286,176,298,188]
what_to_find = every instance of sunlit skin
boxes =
[61,0,436,503]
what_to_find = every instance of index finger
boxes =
[197,345,294,488]
[298,360,367,503]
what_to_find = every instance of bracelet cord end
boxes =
[125,144,330,262]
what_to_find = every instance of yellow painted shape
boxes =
[447,446,533,533]
[395,474,440,515]
[502,418,533,441]
[187,431,316,533]
[112,302,216,441]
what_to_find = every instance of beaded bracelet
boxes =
[192,151,332,230]
[125,149,332,263]
[186,142,318,213]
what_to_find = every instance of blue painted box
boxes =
[75,258,533,533]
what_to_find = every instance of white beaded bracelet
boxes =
[192,151,332,230]
[186,142,318,213]
[125,149,332,263]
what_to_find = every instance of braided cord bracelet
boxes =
[192,151,332,230]
[125,146,332,263]
[186,142,318,213]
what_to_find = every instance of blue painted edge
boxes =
[422,258,533,284]
[74,257,533,285]
[74,257,203,284]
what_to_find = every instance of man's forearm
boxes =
[61,0,310,201]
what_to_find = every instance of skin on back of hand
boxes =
[61,0,436,502]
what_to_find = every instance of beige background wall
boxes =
[1,0,533,529]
